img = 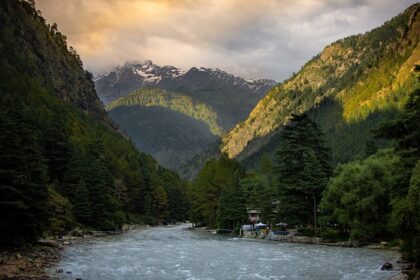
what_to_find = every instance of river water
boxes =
[51,224,399,280]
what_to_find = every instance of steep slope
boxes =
[107,88,223,136]
[0,0,109,125]
[106,88,220,170]
[223,4,420,164]
[0,0,187,244]
[95,62,276,130]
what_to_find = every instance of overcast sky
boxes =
[36,0,417,81]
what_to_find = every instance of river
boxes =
[50,224,400,280]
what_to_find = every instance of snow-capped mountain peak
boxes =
[95,60,276,104]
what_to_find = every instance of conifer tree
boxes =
[275,113,331,229]
[0,103,49,244]
[217,170,247,230]
[72,178,92,224]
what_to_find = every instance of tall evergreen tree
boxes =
[0,100,49,245]
[217,170,247,230]
[376,86,420,267]
[190,154,244,228]
[72,178,92,225]
[275,113,331,229]
[85,139,118,230]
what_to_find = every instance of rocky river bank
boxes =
[0,224,147,279]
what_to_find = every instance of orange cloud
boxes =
[36,0,417,79]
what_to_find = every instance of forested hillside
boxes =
[96,62,276,130]
[107,88,221,171]
[0,0,187,245]
[223,4,419,165]
[186,4,419,267]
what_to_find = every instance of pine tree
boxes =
[72,178,92,224]
[0,102,49,245]
[217,170,247,230]
[275,113,331,229]
[377,87,420,267]
[85,139,117,230]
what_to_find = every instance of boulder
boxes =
[71,227,84,237]
[38,239,60,247]
[381,262,393,270]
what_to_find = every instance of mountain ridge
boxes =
[222,3,420,164]
[95,61,276,105]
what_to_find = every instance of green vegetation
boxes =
[187,154,245,228]
[320,150,401,240]
[107,88,223,136]
[222,3,419,166]
[0,0,187,246]
[193,84,419,266]
[275,114,332,231]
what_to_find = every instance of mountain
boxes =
[0,0,187,244]
[96,62,275,173]
[106,88,221,170]
[222,4,420,166]
[95,61,276,130]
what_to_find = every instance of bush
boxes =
[320,228,340,241]
[297,227,315,237]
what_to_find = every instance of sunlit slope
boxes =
[222,4,419,161]
[106,88,222,170]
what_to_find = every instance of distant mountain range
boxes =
[95,62,276,171]
[95,61,276,129]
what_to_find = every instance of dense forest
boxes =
[189,84,419,266]
[223,3,419,167]
[188,5,420,268]
[0,0,188,246]
[106,88,222,171]
[1,0,419,271]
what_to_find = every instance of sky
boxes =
[36,0,418,81]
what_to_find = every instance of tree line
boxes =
[189,85,419,267]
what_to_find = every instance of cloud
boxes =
[36,0,417,80]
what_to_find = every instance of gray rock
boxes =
[38,239,60,247]
[381,262,393,270]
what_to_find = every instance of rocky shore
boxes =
[0,244,60,279]
[0,224,147,279]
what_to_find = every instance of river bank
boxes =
[0,224,148,279]
[49,224,404,279]
[190,226,418,279]
[2,224,417,279]
[0,244,60,279]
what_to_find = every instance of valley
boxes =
[0,1,419,279]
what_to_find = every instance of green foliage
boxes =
[223,3,419,165]
[47,186,75,235]
[188,154,245,228]
[107,88,223,136]
[0,98,50,244]
[376,88,420,159]
[0,0,188,245]
[320,228,341,242]
[241,156,277,224]
[376,86,420,266]
[108,105,219,171]
[297,228,315,237]
[320,150,400,240]
[217,171,247,230]
[275,114,332,226]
